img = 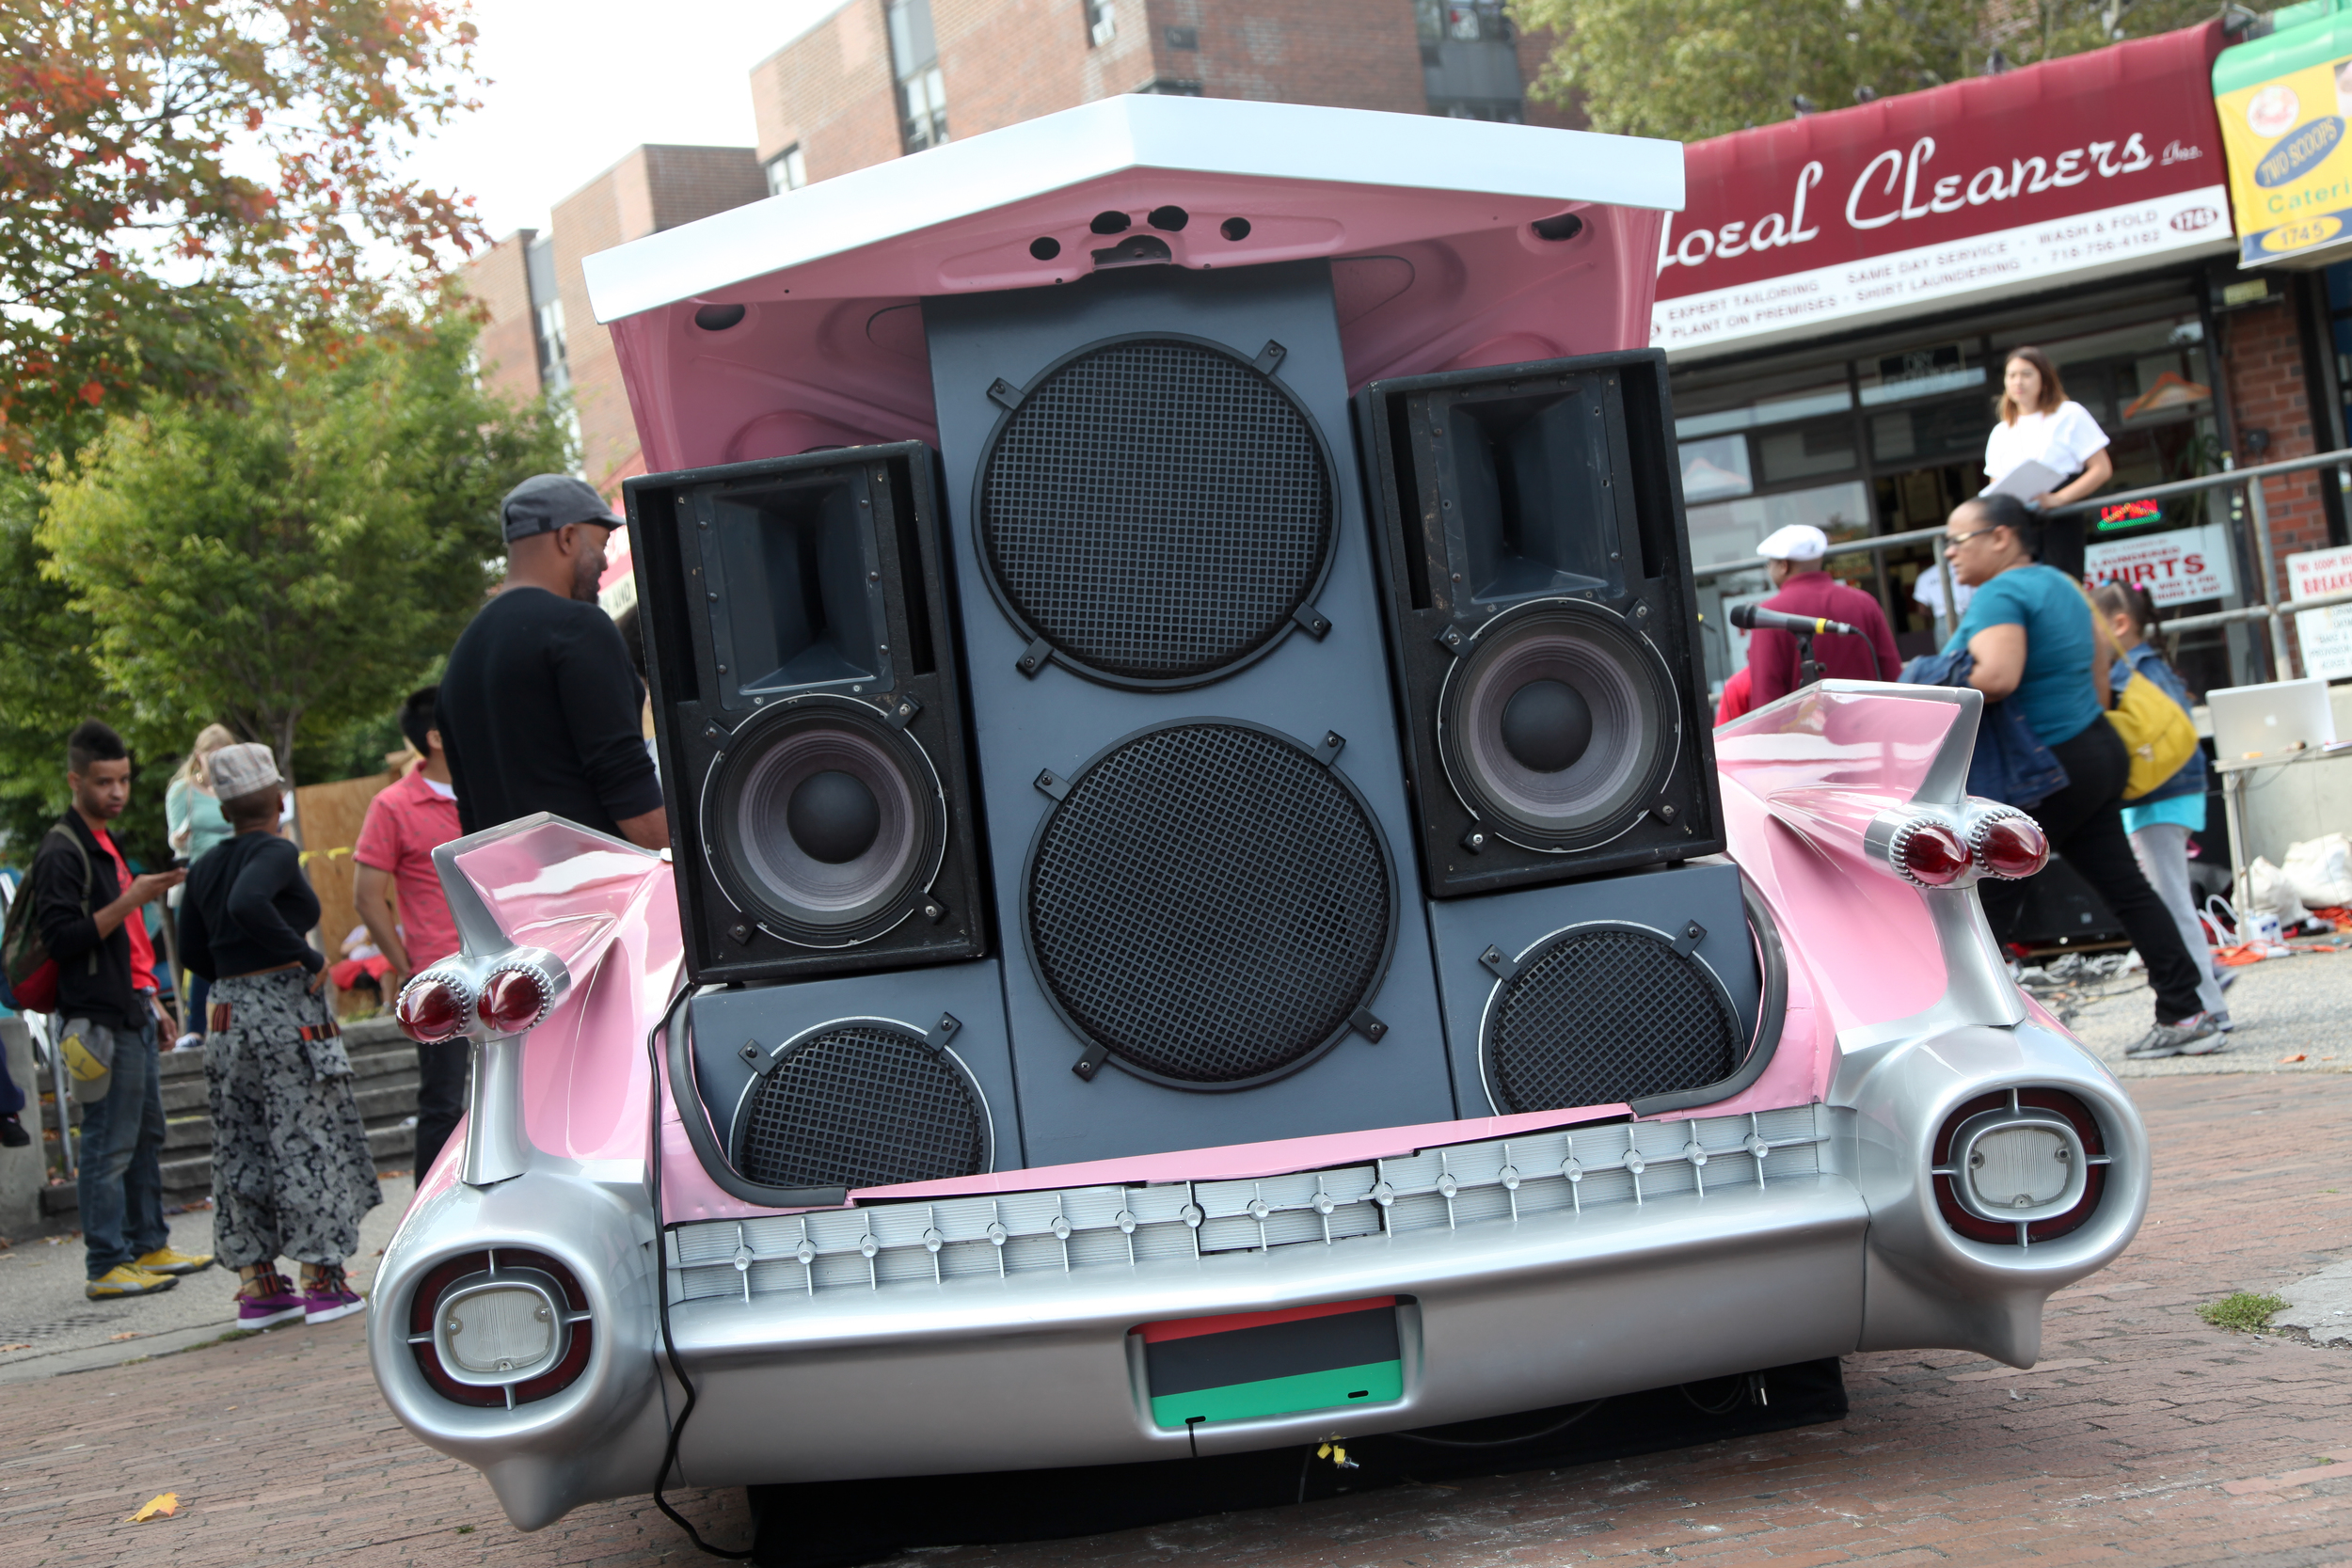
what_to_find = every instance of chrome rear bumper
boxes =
[665,1162,1867,1484]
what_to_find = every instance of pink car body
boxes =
[368,98,2146,1530]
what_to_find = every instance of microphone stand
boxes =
[1796,630,1824,689]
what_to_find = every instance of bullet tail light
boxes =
[1888,818,1970,887]
[478,961,558,1035]
[394,971,472,1045]
[1970,811,2049,879]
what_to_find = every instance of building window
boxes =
[766,145,807,196]
[1085,0,1116,48]
[525,234,569,397]
[887,0,948,151]
[1418,0,1524,122]
[1134,77,1203,96]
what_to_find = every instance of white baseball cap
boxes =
[1757,524,1830,562]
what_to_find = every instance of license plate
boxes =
[1138,1296,1403,1429]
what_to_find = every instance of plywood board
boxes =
[295,770,397,1019]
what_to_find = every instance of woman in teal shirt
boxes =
[1939,494,2216,1060]
[164,723,237,1046]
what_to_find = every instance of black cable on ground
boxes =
[1387,1399,1606,1449]
[1677,1378,1747,1417]
[645,986,755,1560]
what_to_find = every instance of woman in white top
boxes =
[1984,345,2113,512]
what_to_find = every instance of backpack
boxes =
[2,826,92,1015]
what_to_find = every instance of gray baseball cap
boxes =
[501,474,623,543]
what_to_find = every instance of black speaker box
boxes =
[1355,351,1724,899]
[625,443,988,987]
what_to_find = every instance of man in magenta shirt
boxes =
[354,689,466,1179]
[1742,524,1902,707]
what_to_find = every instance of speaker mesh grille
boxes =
[736,1025,987,1190]
[1029,723,1391,1085]
[1487,929,1740,1114]
[981,340,1332,683]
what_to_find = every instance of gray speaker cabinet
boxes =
[923,261,1457,1167]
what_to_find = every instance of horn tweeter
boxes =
[625,442,987,985]
[1357,349,1724,896]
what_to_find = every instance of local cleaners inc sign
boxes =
[1654,24,2233,356]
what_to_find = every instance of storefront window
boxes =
[1676,284,2230,695]
[1677,434,1752,501]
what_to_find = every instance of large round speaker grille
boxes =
[706,699,946,947]
[1026,721,1395,1087]
[978,338,1335,687]
[1439,599,1677,852]
[1484,925,1741,1115]
[734,1023,990,1190]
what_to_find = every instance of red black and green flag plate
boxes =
[1137,1296,1404,1429]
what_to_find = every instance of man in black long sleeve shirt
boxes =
[30,721,210,1296]
[437,475,669,847]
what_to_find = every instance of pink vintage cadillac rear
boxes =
[366,97,2146,1531]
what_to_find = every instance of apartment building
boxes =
[463,145,770,491]
[749,0,1568,194]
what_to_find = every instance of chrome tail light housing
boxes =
[1931,1086,2109,1246]
[407,1247,594,1410]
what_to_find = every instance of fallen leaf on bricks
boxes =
[129,1493,179,1522]
[107,1332,138,1342]
[0,1343,28,1353]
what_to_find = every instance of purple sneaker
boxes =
[300,1265,365,1325]
[237,1271,304,1329]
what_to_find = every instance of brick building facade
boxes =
[749,0,1565,195]
[462,146,769,492]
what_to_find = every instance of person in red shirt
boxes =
[353,689,467,1180]
[29,721,212,1296]
[1742,524,1902,708]
[1714,665,1755,726]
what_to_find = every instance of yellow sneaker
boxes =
[135,1246,215,1276]
[86,1264,179,1299]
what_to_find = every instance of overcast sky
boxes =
[405,0,842,243]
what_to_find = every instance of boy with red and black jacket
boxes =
[29,721,211,1298]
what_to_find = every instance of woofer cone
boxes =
[703,697,946,947]
[1438,598,1677,852]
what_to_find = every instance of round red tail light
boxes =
[395,976,469,1044]
[478,967,552,1035]
[1897,820,1970,886]
[1976,815,2050,879]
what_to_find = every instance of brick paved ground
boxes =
[3,1071,2349,1567]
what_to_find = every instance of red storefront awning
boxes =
[1654,23,2234,357]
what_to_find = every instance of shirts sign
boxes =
[2287,544,2352,680]
[1655,24,2233,356]
[2084,523,2236,606]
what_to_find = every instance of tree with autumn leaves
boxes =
[1520,0,2217,144]
[0,1,558,863]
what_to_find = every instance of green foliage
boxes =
[0,0,486,462]
[30,315,566,804]
[2198,1291,2290,1332]
[1519,0,2218,144]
